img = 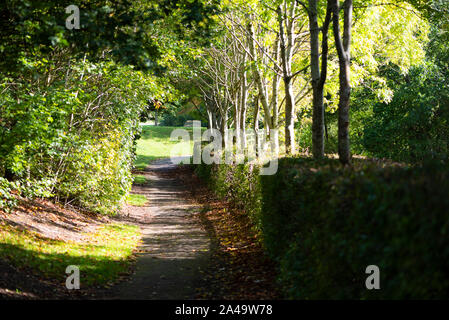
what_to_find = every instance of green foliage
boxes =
[297,112,340,155]
[0,0,219,73]
[0,177,55,212]
[196,161,262,223]
[197,158,449,299]
[0,51,167,214]
[362,63,449,162]
[272,158,449,299]
[0,178,18,212]
[17,178,55,199]
[298,61,449,163]
[160,112,196,127]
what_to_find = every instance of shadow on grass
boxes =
[140,125,195,140]
[134,155,162,171]
[0,243,130,287]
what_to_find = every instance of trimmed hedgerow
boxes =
[195,158,449,299]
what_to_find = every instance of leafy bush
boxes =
[0,178,18,213]
[196,158,449,299]
[0,51,168,214]
[196,161,262,224]
[160,112,197,127]
[362,64,449,162]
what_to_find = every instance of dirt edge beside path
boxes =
[175,165,281,300]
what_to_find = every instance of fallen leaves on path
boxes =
[173,165,281,300]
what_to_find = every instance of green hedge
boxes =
[0,52,165,215]
[195,158,449,299]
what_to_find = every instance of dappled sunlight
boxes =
[111,158,210,299]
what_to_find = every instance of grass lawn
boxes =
[134,125,199,170]
[0,222,141,286]
[133,174,149,185]
[126,194,148,206]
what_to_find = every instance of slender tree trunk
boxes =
[234,94,241,148]
[284,76,295,154]
[309,0,332,158]
[215,113,221,131]
[309,0,322,157]
[332,0,353,165]
[240,94,247,149]
[324,111,329,142]
[240,52,248,149]
[247,20,273,131]
[207,109,213,130]
[278,2,297,154]
[253,94,260,157]
[271,36,281,155]
[221,110,228,150]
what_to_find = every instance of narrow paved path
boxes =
[110,158,210,299]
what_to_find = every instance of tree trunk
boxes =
[332,0,353,165]
[247,20,273,131]
[271,36,281,155]
[221,110,229,150]
[284,76,295,154]
[253,94,260,157]
[240,51,248,149]
[240,95,247,150]
[207,109,213,130]
[309,0,332,159]
[278,2,297,154]
[234,94,241,149]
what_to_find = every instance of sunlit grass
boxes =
[0,222,141,286]
[126,194,148,206]
[134,125,198,170]
[133,174,149,185]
